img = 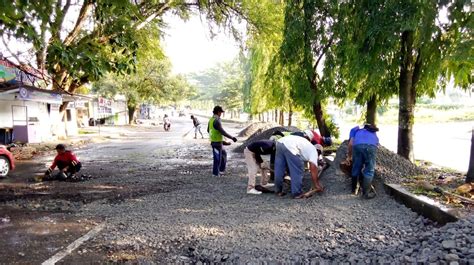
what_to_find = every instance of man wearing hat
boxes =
[44,144,82,181]
[274,134,324,198]
[349,124,379,199]
[208,106,237,177]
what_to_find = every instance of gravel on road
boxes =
[3,122,472,264]
[234,126,301,153]
[65,137,472,263]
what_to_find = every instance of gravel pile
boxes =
[233,126,301,153]
[12,124,471,264]
[336,141,427,183]
[237,122,278,137]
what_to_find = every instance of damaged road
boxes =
[1,118,473,264]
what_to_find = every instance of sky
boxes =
[161,14,241,75]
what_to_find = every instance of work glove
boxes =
[44,168,52,176]
[232,137,237,142]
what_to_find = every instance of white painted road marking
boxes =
[41,223,105,265]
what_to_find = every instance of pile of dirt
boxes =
[10,146,38,160]
[233,126,301,153]
[237,122,278,137]
[335,141,427,183]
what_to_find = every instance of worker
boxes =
[163,114,171,131]
[190,115,204,139]
[349,124,379,199]
[274,135,323,198]
[44,144,82,181]
[308,130,332,147]
[244,140,275,195]
[208,106,237,177]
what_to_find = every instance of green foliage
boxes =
[0,0,254,95]
[187,58,244,112]
[92,31,194,109]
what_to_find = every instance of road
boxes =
[340,122,473,172]
[0,117,472,263]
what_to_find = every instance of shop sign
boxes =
[18,87,62,104]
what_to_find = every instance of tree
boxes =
[188,59,245,115]
[278,0,338,137]
[333,0,472,161]
[0,0,251,114]
[92,31,193,124]
[467,129,474,183]
[242,0,295,118]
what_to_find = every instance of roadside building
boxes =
[0,57,92,143]
[88,95,128,126]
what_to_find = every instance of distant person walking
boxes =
[208,106,237,177]
[191,115,204,139]
[163,114,171,131]
[349,124,379,199]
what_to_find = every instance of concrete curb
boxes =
[384,183,459,225]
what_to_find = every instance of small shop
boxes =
[0,57,65,143]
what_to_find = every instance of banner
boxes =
[18,87,62,104]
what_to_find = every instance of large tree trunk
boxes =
[366,95,377,125]
[397,30,420,161]
[312,99,330,137]
[467,128,474,183]
[274,109,278,123]
[128,106,136,124]
[279,110,284,125]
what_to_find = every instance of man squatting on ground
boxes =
[274,134,324,199]
[348,124,379,199]
[208,106,237,177]
[190,115,204,139]
[244,140,276,195]
[44,144,82,180]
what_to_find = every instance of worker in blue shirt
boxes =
[349,124,379,199]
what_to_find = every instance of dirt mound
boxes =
[335,141,427,183]
[234,126,301,153]
[237,122,278,137]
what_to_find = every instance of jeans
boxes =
[274,143,304,197]
[351,144,377,193]
[211,142,227,176]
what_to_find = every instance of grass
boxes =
[78,129,95,135]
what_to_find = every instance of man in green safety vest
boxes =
[208,106,238,177]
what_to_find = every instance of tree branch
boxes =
[63,0,94,46]
[1,36,22,64]
[136,1,173,30]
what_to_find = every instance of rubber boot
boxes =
[362,178,376,199]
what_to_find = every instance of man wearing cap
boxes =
[349,124,379,199]
[44,144,82,181]
[274,134,324,198]
[208,106,238,177]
